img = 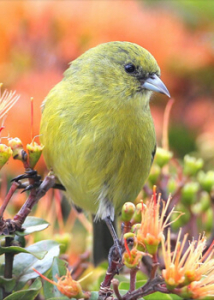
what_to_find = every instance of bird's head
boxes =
[66,41,170,101]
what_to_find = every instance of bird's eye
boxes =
[124,63,136,74]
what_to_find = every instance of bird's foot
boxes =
[11,170,66,193]
[11,169,42,192]
[108,239,124,266]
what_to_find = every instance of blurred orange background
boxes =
[0,0,214,174]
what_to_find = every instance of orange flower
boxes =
[184,273,214,299]
[137,187,181,255]
[33,268,90,299]
[162,229,214,290]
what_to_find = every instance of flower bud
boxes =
[154,147,173,168]
[27,141,44,168]
[181,182,200,205]
[167,178,177,194]
[0,144,12,170]
[200,191,210,212]
[130,203,144,224]
[183,155,203,177]
[131,223,141,235]
[148,164,161,185]
[121,202,136,222]
[8,137,26,161]
[198,171,214,193]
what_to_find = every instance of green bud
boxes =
[27,141,44,168]
[136,242,145,252]
[183,155,204,177]
[8,137,26,161]
[200,191,211,212]
[121,202,136,222]
[203,208,213,232]
[191,202,203,215]
[131,223,141,235]
[198,170,214,193]
[148,164,161,185]
[167,178,177,194]
[131,203,143,224]
[0,144,12,170]
[154,147,173,168]
[181,182,200,205]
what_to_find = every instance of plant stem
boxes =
[129,267,138,292]
[122,276,164,300]
[112,279,122,300]
[13,175,55,226]
[3,237,14,298]
[0,182,18,218]
[4,237,14,278]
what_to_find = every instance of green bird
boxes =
[40,41,170,263]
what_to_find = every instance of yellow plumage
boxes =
[40,41,169,220]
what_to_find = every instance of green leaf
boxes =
[4,277,42,300]
[48,298,70,300]
[88,292,99,300]
[136,280,147,289]
[119,282,178,300]
[13,240,60,286]
[0,276,16,293]
[144,292,173,300]
[0,245,46,259]
[118,281,130,291]
[169,294,183,300]
[43,257,68,299]
[119,279,147,291]
[15,217,49,236]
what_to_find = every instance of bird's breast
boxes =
[41,88,156,214]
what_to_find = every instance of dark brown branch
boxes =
[13,175,56,227]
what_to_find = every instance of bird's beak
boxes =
[142,74,170,98]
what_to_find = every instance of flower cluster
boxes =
[122,187,181,268]
[162,229,214,299]
[121,186,214,299]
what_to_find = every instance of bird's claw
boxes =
[21,182,41,193]
[108,239,124,266]
[11,170,41,182]
[11,169,42,192]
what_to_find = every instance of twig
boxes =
[129,267,138,292]
[0,182,19,218]
[122,276,164,300]
[112,279,122,300]
[13,175,55,227]
[150,256,159,280]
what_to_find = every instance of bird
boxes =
[40,41,170,264]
